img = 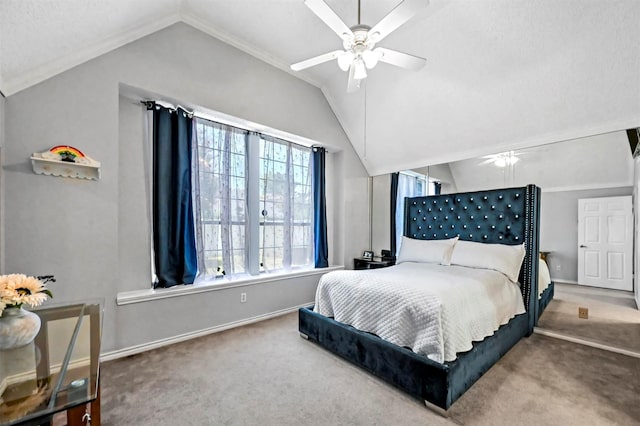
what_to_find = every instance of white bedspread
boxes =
[314,262,525,363]
[539,258,552,296]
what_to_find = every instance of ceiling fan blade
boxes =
[375,47,426,71]
[291,50,344,71]
[368,0,428,43]
[347,64,361,93]
[304,0,354,41]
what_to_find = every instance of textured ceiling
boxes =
[1,0,639,175]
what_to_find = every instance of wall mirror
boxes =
[371,129,639,354]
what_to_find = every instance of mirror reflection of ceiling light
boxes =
[493,152,519,168]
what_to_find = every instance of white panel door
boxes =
[578,196,633,291]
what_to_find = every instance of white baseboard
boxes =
[534,327,640,359]
[552,279,579,285]
[100,302,314,362]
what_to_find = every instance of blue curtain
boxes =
[390,172,399,256]
[312,147,328,268]
[152,105,197,288]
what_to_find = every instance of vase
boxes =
[0,307,42,351]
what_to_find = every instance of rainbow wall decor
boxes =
[31,146,101,180]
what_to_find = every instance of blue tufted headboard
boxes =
[404,185,541,333]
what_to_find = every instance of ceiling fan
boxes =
[290,0,429,92]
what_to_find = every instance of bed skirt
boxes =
[299,306,529,410]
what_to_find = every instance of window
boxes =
[259,136,313,272]
[194,118,314,280]
[194,121,248,277]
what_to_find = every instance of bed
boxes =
[538,256,554,320]
[299,185,541,410]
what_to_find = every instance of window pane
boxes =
[195,119,247,277]
[258,137,313,272]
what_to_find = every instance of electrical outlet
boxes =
[578,307,588,319]
[555,264,561,271]
[240,293,247,303]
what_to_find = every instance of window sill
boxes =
[116,265,344,306]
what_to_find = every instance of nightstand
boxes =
[354,257,395,270]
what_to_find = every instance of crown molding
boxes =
[541,182,633,193]
[0,14,182,96]
[179,11,321,89]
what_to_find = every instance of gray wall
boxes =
[540,187,633,283]
[3,23,369,354]
[635,157,640,307]
[0,94,4,273]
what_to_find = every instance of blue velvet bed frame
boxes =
[299,185,541,410]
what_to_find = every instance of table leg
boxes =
[66,404,87,426]
[66,382,100,426]
[90,381,101,425]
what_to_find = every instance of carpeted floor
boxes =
[537,284,640,353]
[99,312,640,426]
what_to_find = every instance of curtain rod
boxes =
[140,99,322,151]
[141,100,194,117]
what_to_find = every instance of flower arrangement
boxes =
[0,274,54,316]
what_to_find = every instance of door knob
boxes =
[579,245,587,248]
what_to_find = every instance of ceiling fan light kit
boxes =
[291,0,428,92]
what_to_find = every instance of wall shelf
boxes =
[30,146,101,180]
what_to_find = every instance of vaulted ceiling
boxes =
[2,0,639,175]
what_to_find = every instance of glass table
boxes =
[0,302,101,426]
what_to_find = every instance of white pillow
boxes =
[397,236,458,265]
[450,240,526,282]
